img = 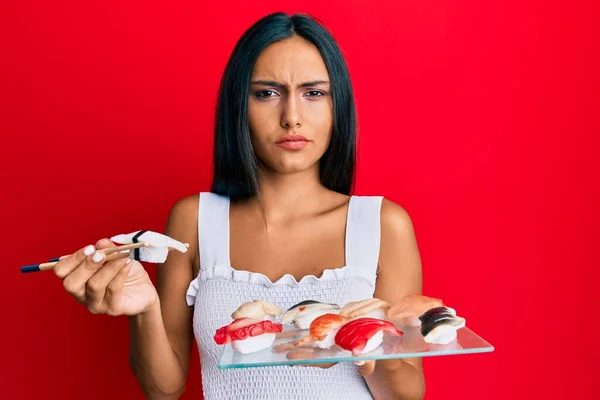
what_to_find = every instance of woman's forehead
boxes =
[251,36,329,83]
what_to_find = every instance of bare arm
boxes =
[129,195,199,399]
[363,199,426,400]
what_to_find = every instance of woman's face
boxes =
[248,35,333,175]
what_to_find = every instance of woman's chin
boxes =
[264,158,319,175]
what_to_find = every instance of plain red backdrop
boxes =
[2,1,598,399]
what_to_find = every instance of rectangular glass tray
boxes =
[217,324,494,369]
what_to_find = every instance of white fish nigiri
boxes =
[231,300,282,321]
[282,300,341,329]
[339,298,390,320]
[110,230,188,263]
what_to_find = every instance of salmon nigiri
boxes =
[335,318,403,355]
[387,294,447,326]
[295,313,349,349]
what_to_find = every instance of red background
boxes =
[2,1,598,399]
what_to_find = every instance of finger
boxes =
[286,349,337,369]
[300,363,337,369]
[97,238,133,262]
[53,244,96,279]
[95,238,116,251]
[292,361,337,369]
[388,310,410,320]
[104,259,133,314]
[62,247,108,303]
[354,360,376,376]
[86,256,132,312]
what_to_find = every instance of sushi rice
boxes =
[232,333,277,354]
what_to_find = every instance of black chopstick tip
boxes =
[21,265,41,273]
[48,257,60,262]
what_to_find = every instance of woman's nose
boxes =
[281,96,301,129]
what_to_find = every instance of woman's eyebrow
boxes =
[250,80,330,88]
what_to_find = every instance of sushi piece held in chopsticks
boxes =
[20,229,189,274]
[295,313,349,349]
[339,298,391,320]
[419,306,465,345]
[282,300,341,329]
[110,230,188,263]
[214,317,283,354]
[231,300,282,321]
[335,318,403,356]
[387,294,448,327]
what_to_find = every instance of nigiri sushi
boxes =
[335,318,403,355]
[419,306,465,345]
[231,300,282,321]
[282,300,341,329]
[387,294,447,327]
[110,229,189,263]
[339,298,391,320]
[295,313,349,349]
[214,317,283,354]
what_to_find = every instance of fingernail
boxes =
[92,251,103,263]
[354,361,365,366]
[125,258,132,265]
[84,245,95,256]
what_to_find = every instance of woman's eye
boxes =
[255,90,278,99]
[305,90,325,97]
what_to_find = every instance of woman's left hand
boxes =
[354,358,405,376]
[353,360,376,375]
[287,351,404,376]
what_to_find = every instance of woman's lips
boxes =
[275,134,309,150]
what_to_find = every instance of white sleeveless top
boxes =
[185,192,384,399]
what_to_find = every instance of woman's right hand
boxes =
[54,238,159,316]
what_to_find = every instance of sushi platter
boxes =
[214,297,494,369]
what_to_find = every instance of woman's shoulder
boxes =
[168,191,229,214]
[164,194,201,246]
[351,194,412,225]
[378,197,416,246]
[169,193,200,219]
[380,197,412,226]
[349,193,415,237]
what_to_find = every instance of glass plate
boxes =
[217,324,494,369]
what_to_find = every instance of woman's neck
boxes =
[252,165,330,222]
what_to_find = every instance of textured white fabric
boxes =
[186,192,384,400]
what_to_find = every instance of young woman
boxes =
[53,12,425,400]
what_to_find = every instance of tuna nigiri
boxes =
[214,317,283,354]
[387,294,447,327]
[335,318,403,355]
[419,306,465,345]
[295,313,349,349]
[282,300,341,329]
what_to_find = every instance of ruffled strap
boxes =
[186,192,230,306]
[185,276,200,306]
[345,196,384,275]
[192,264,377,289]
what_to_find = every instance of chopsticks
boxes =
[20,242,149,274]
